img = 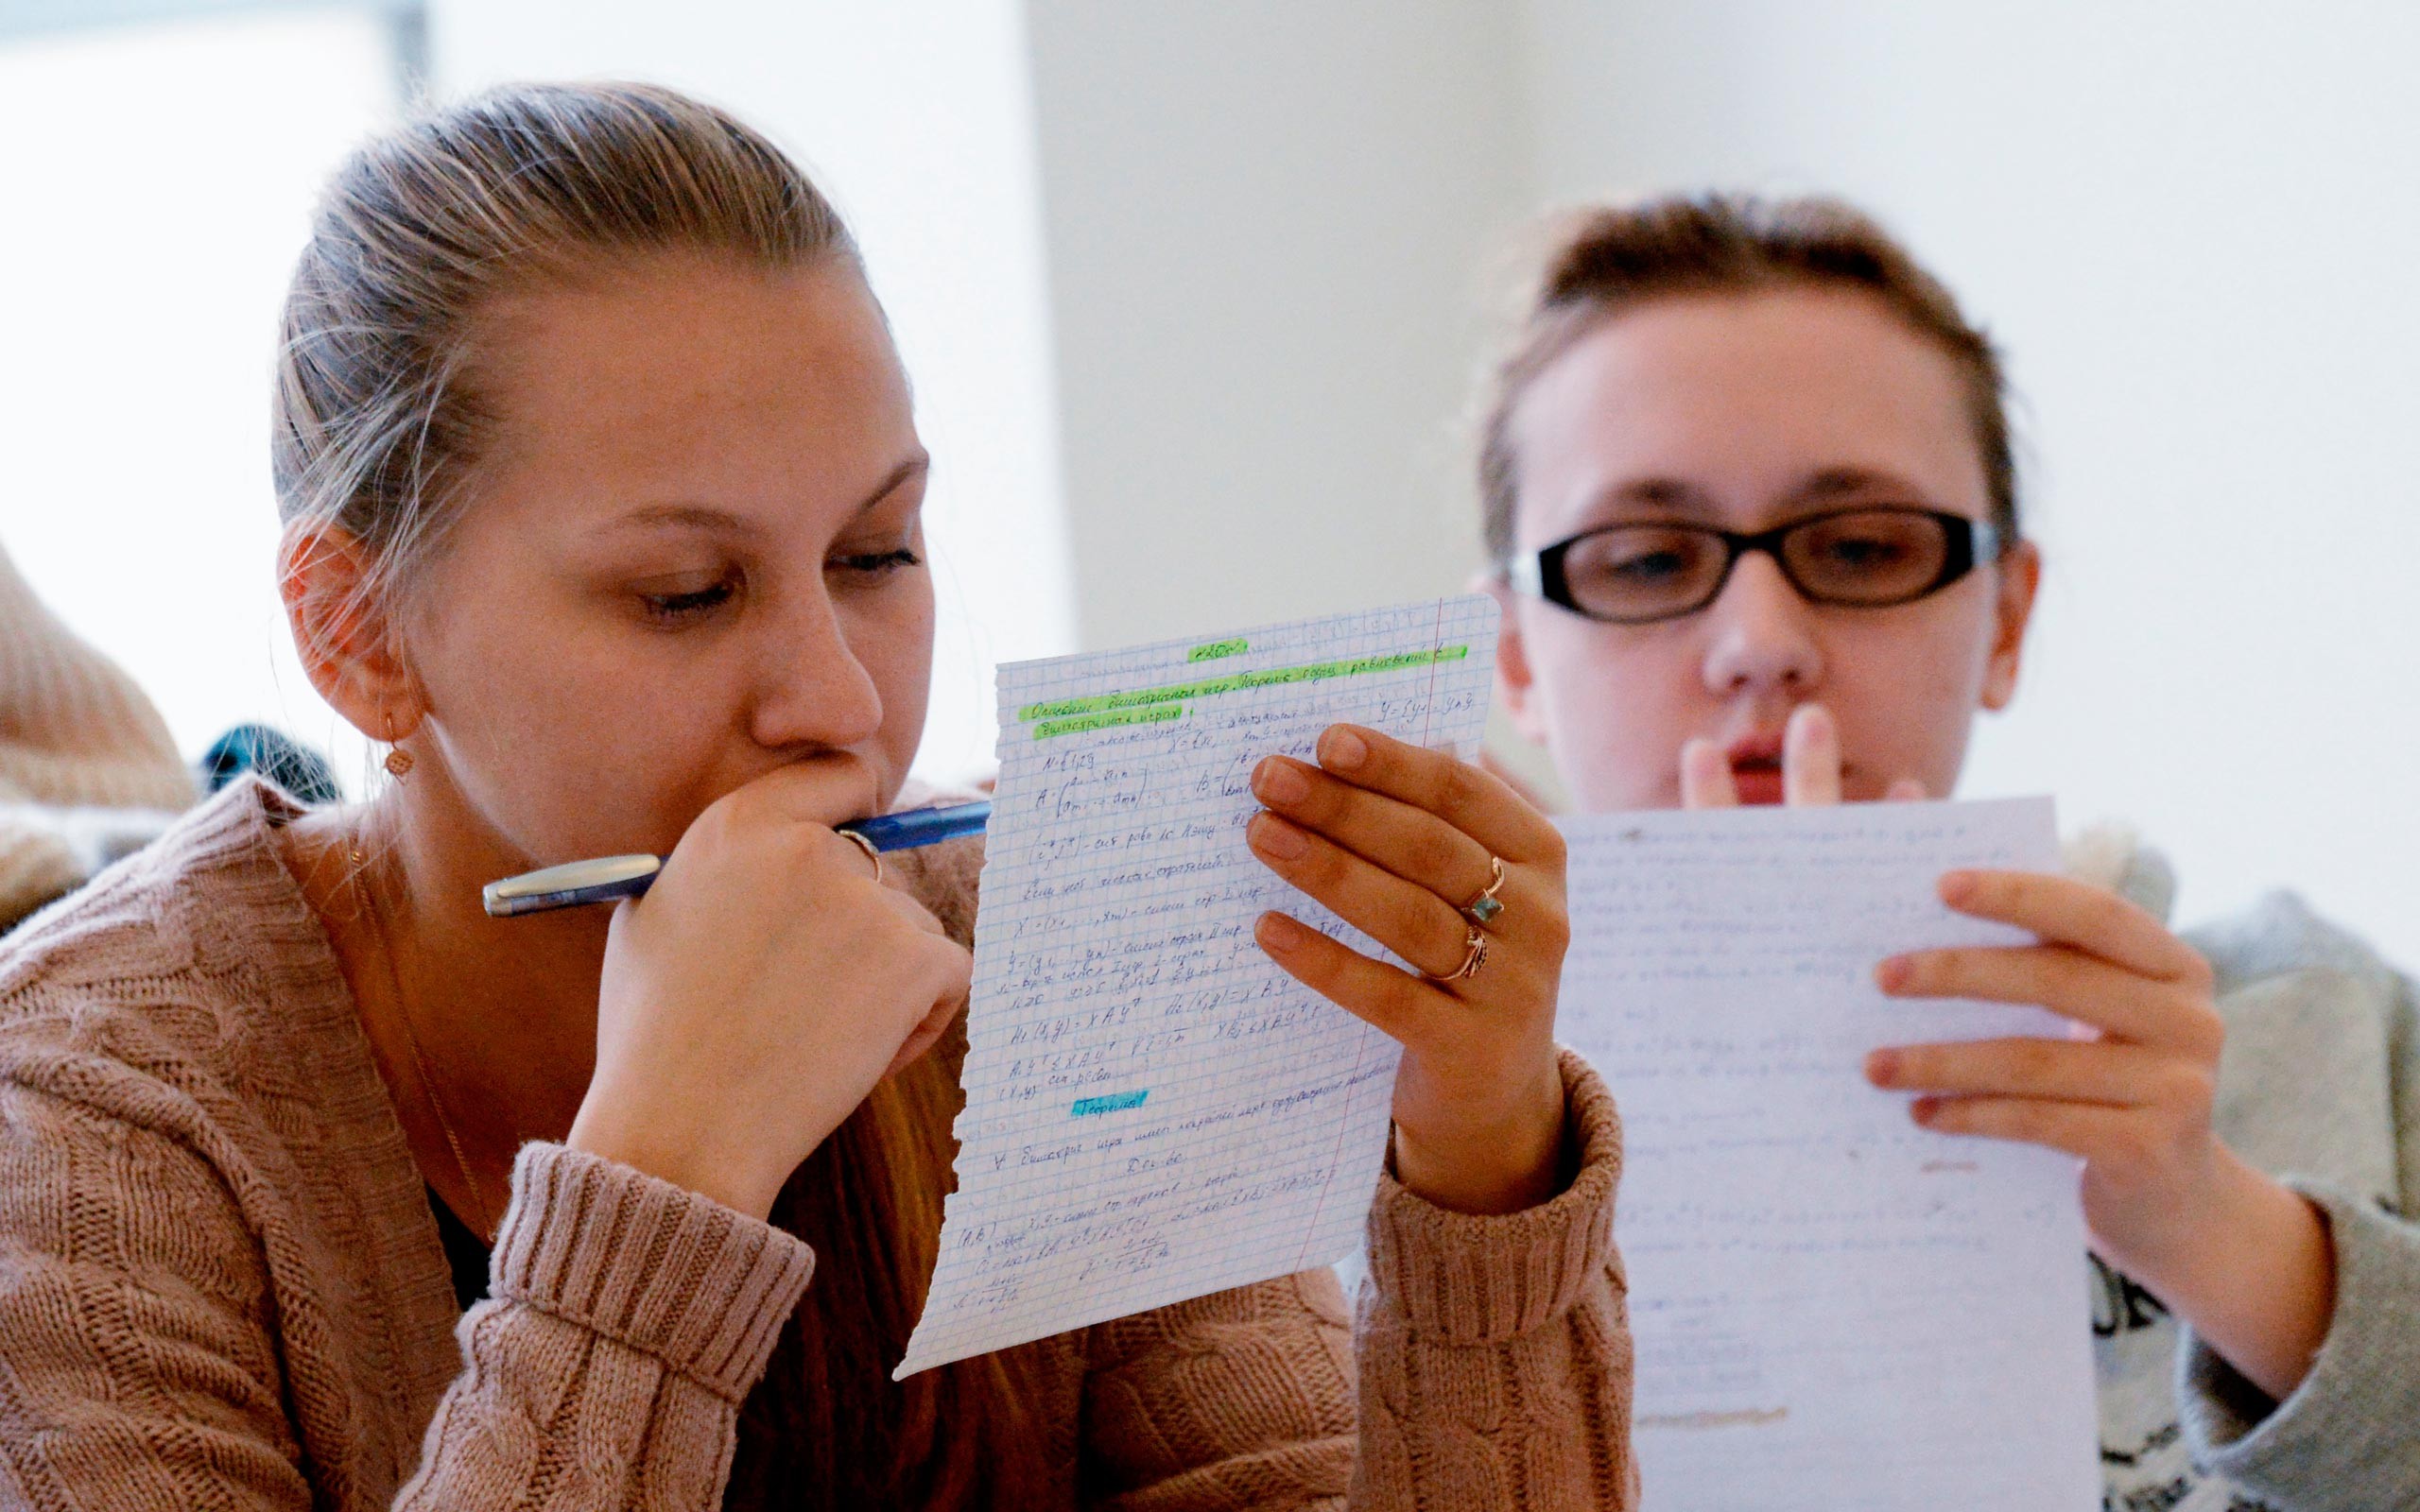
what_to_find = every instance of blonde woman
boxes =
[0,85,1633,1509]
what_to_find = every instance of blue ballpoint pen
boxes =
[479,800,992,918]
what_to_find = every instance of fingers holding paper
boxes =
[1247,723,1569,1217]
[1858,866,2332,1383]
[1865,869,2231,1241]
[1860,866,2338,1401]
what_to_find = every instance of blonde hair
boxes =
[1478,193,2020,563]
[272,81,1044,1506]
[273,81,856,607]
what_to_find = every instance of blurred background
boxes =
[1,0,2413,964]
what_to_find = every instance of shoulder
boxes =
[2184,890,2410,1007]
[2066,823,2408,1005]
[0,779,346,1096]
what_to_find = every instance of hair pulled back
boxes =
[272,82,1046,1507]
[1478,193,2019,563]
[273,80,858,603]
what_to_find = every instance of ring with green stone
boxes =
[1460,855,1507,928]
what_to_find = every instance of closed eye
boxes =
[640,575,738,625]
[831,547,923,576]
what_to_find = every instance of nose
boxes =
[747,580,886,754]
[1699,550,1825,699]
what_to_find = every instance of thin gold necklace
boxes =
[358,848,499,1243]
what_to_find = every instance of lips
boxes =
[1724,733,1786,805]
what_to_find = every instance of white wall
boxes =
[10,5,2407,970]
[1023,0,1530,651]
[430,0,1076,784]
[0,10,395,785]
[1516,0,2420,966]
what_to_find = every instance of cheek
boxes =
[1825,606,1996,795]
[844,575,936,792]
[1522,612,1704,810]
[423,619,746,858]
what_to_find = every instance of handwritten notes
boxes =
[896,596,1498,1378]
[1557,799,2098,1511]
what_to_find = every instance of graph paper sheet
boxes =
[1555,799,2098,1511]
[895,595,1498,1378]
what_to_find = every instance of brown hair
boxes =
[1477,193,2019,563]
[272,81,1046,1507]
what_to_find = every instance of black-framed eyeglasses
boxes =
[1502,507,2002,626]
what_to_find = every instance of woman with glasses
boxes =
[1479,194,2418,1512]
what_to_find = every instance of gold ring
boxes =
[1426,924,1488,984]
[1459,855,1507,927]
[841,829,885,884]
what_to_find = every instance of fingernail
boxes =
[1864,1049,1899,1085]
[1257,912,1308,951]
[1910,1095,1940,1125]
[1787,704,1833,747]
[1321,728,1369,770]
[1251,813,1308,860]
[1939,871,1978,906]
[1254,759,1309,804]
[1875,956,1910,991]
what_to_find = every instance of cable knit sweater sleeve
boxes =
[0,1051,814,1510]
[1078,1047,1634,1510]
[0,783,821,1510]
[399,1144,819,1507]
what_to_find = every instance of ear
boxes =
[278,524,427,744]
[1476,570,1551,746]
[1979,540,2041,712]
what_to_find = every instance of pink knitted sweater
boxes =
[0,782,1634,1508]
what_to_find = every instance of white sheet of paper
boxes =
[1556,799,2099,1510]
[897,595,1499,1378]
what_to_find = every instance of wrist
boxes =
[1392,1058,1567,1216]
[2114,1149,2336,1401]
[566,1091,787,1222]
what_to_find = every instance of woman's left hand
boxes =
[1866,868,2234,1263]
[1246,724,1569,1216]
[1868,867,2337,1400]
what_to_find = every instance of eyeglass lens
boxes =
[1557,509,1958,622]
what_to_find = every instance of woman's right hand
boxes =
[567,763,972,1220]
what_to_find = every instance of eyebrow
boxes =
[1579,476,1717,516]
[1577,465,1938,524]
[601,450,931,537]
[1789,466,1935,504]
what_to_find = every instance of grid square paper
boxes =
[897,595,1499,1377]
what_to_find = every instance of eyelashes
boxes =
[832,547,923,576]
[636,549,924,627]
[640,577,735,624]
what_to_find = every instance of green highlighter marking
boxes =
[1187,637,1249,662]
[1031,704,1186,742]
[1019,644,1469,726]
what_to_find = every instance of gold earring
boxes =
[382,713,414,779]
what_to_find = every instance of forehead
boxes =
[467,252,911,515]
[1505,287,1991,543]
